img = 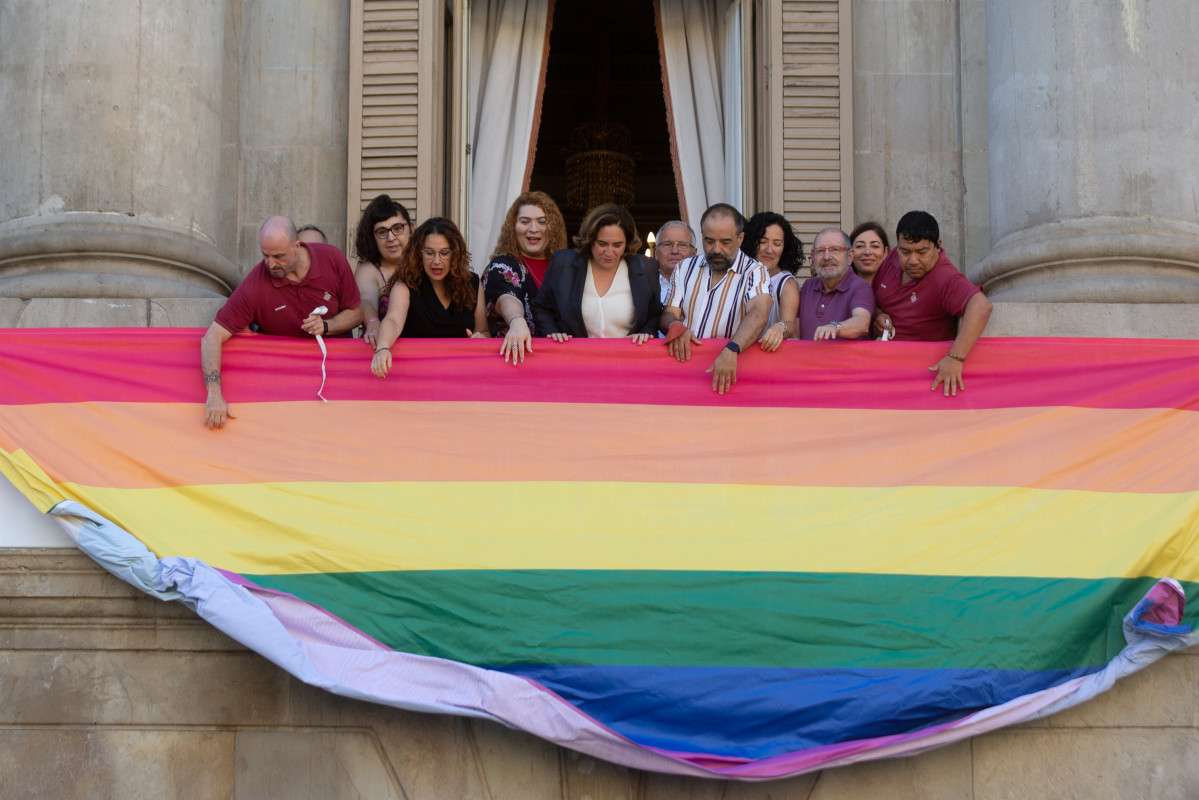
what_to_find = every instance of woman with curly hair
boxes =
[531,203,662,345]
[480,191,568,364]
[741,212,804,352]
[371,218,487,378]
[353,194,413,347]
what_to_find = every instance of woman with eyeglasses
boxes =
[371,218,487,379]
[531,204,662,345]
[353,194,413,347]
[849,220,890,282]
[740,212,804,352]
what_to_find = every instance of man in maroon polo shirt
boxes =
[200,216,362,429]
[798,227,875,340]
[872,211,992,397]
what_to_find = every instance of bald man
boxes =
[200,216,362,429]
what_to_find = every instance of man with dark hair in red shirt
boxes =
[200,216,362,429]
[872,211,992,397]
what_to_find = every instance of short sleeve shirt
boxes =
[664,251,770,338]
[871,248,982,341]
[215,243,361,337]
[798,270,875,340]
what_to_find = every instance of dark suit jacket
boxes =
[531,249,662,337]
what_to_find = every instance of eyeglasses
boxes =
[374,223,409,240]
[658,241,694,252]
[421,248,453,261]
[812,246,849,257]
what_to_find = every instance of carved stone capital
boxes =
[0,213,240,299]
[972,217,1199,303]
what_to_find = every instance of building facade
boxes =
[3,0,1199,796]
[3,0,1197,334]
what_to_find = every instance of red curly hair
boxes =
[491,191,568,260]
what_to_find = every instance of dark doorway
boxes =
[527,0,680,248]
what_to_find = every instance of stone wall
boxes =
[0,0,350,329]
[3,548,1199,799]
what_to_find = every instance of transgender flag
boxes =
[1,329,1197,780]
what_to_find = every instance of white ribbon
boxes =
[311,306,329,403]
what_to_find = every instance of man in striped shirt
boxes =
[660,203,772,394]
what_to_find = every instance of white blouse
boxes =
[581,260,635,338]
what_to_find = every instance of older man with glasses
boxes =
[798,228,875,342]
[654,220,696,303]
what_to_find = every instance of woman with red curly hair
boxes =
[371,218,487,378]
[481,191,568,364]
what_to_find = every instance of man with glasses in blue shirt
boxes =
[654,220,696,303]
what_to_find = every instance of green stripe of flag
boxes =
[245,570,1188,670]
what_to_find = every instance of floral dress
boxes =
[482,255,543,337]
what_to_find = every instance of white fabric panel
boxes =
[468,0,550,261]
[722,1,744,212]
[660,0,738,223]
[0,472,72,546]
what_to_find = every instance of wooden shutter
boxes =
[778,0,853,247]
[348,0,422,237]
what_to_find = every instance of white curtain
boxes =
[659,0,743,223]
[721,1,743,212]
[468,0,551,261]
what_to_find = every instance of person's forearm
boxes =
[637,307,660,336]
[376,317,403,350]
[496,295,525,327]
[530,289,562,335]
[659,308,682,331]
[325,306,363,335]
[359,295,380,325]
[729,301,770,349]
[950,293,993,358]
[780,285,800,339]
[355,267,382,324]
[839,308,872,339]
[201,329,225,399]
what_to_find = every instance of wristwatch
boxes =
[725,341,741,354]
[831,321,842,333]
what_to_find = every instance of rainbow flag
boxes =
[1,329,1197,779]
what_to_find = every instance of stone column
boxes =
[976,0,1199,305]
[0,0,239,320]
[851,0,968,262]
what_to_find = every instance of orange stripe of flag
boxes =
[1,401,1194,494]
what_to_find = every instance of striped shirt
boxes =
[664,251,770,338]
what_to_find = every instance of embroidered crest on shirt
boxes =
[323,292,332,302]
